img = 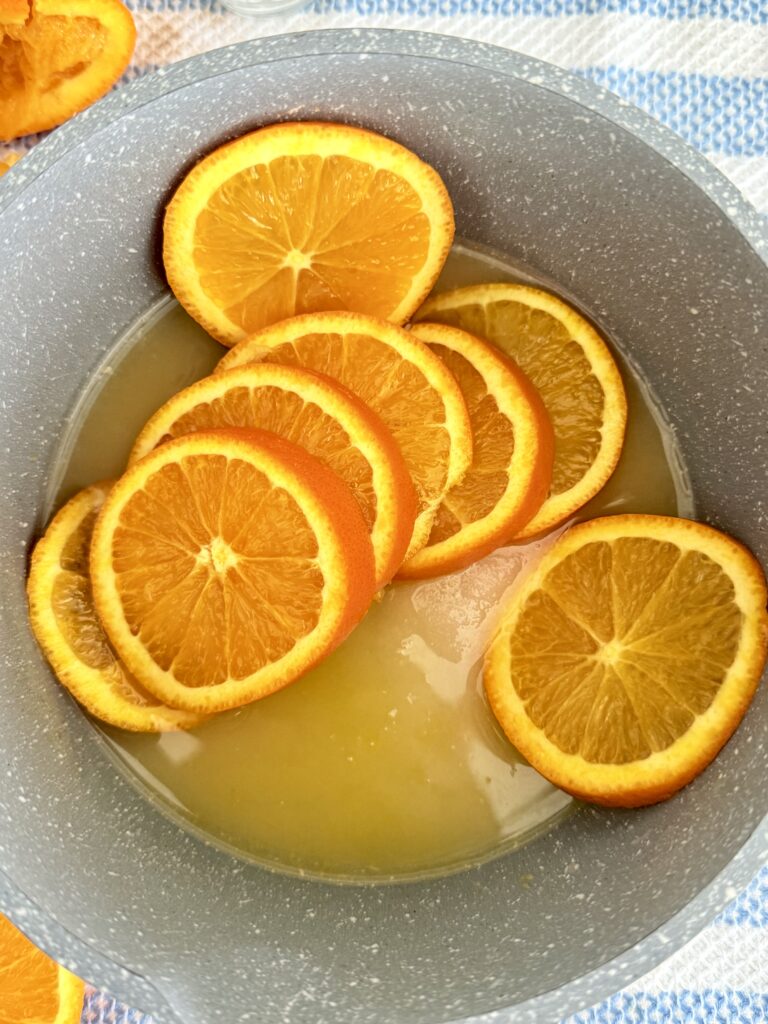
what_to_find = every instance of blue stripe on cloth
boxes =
[716,865,768,927]
[123,0,768,23]
[81,987,768,1024]
[565,989,768,1023]
[124,0,229,11]
[574,67,768,155]
[82,989,151,1024]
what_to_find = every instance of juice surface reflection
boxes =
[55,243,691,881]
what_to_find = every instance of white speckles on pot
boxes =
[0,27,767,1024]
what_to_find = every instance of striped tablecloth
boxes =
[7,1,767,1021]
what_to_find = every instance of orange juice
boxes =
[51,243,691,881]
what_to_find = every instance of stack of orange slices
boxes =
[27,121,767,809]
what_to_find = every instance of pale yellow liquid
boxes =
[53,244,692,882]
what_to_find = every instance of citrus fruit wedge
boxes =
[129,363,417,588]
[219,311,473,557]
[0,150,20,176]
[91,429,377,713]
[163,121,454,345]
[0,0,136,141]
[27,483,204,731]
[484,514,768,807]
[398,322,554,578]
[416,283,627,539]
[0,911,84,1024]
[1,0,29,22]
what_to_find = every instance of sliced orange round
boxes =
[163,121,454,346]
[398,322,554,578]
[0,0,136,141]
[129,363,417,588]
[0,911,84,1024]
[484,514,768,807]
[219,311,473,558]
[27,483,204,731]
[91,429,377,713]
[416,283,627,539]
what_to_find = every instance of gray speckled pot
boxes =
[0,29,766,1024]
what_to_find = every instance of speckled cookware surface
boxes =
[0,29,766,1024]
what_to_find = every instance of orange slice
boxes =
[0,0,136,141]
[27,483,204,731]
[0,911,84,1024]
[129,363,417,588]
[218,311,473,557]
[416,283,627,538]
[163,121,454,345]
[0,0,30,22]
[398,322,554,578]
[91,429,377,713]
[484,514,768,807]
[0,150,19,175]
